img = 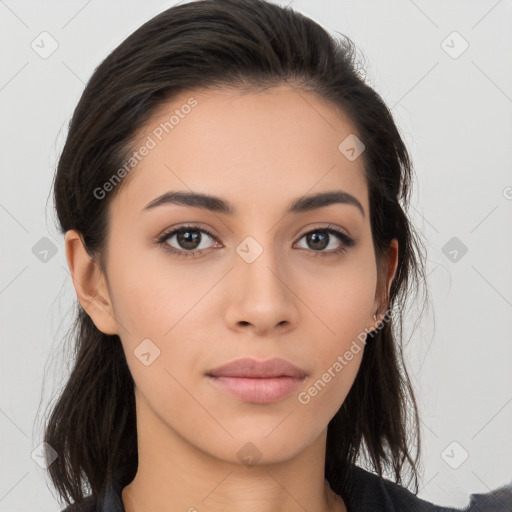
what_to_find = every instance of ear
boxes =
[371,238,398,327]
[64,229,119,335]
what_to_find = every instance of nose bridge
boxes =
[226,229,298,331]
[235,231,287,296]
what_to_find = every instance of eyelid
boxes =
[296,223,353,242]
[156,223,217,241]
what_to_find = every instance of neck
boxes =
[121,396,346,512]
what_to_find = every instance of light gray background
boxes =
[1,0,511,510]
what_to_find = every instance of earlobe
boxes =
[64,229,119,335]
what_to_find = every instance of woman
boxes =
[44,0,511,511]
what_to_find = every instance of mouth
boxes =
[207,375,306,404]
[206,357,308,404]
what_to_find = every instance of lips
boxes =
[206,357,308,404]
[206,357,308,379]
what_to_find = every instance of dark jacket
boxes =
[60,465,512,512]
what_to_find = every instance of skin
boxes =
[65,84,398,512]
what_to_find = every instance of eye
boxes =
[156,223,355,259]
[157,224,218,258]
[295,224,355,256]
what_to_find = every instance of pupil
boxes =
[309,232,327,250]
[178,230,200,250]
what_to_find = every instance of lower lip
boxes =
[207,375,305,404]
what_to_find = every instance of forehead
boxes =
[110,84,369,219]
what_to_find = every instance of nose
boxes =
[224,238,300,336]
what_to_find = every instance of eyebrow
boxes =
[143,190,365,217]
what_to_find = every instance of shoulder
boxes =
[59,495,97,512]
[344,466,511,511]
[58,468,129,512]
[464,484,512,511]
[344,465,458,511]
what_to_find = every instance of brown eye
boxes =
[173,229,204,250]
[295,226,355,256]
[305,231,330,251]
[157,225,218,258]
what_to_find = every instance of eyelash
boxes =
[156,223,355,259]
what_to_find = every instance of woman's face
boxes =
[79,84,397,466]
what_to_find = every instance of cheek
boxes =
[106,248,212,381]
[107,243,205,337]
[301,251,377,338]
[297,252,376,398]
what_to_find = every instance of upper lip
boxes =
[207,357,308,379]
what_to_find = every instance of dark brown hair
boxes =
[44,0,428,508]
